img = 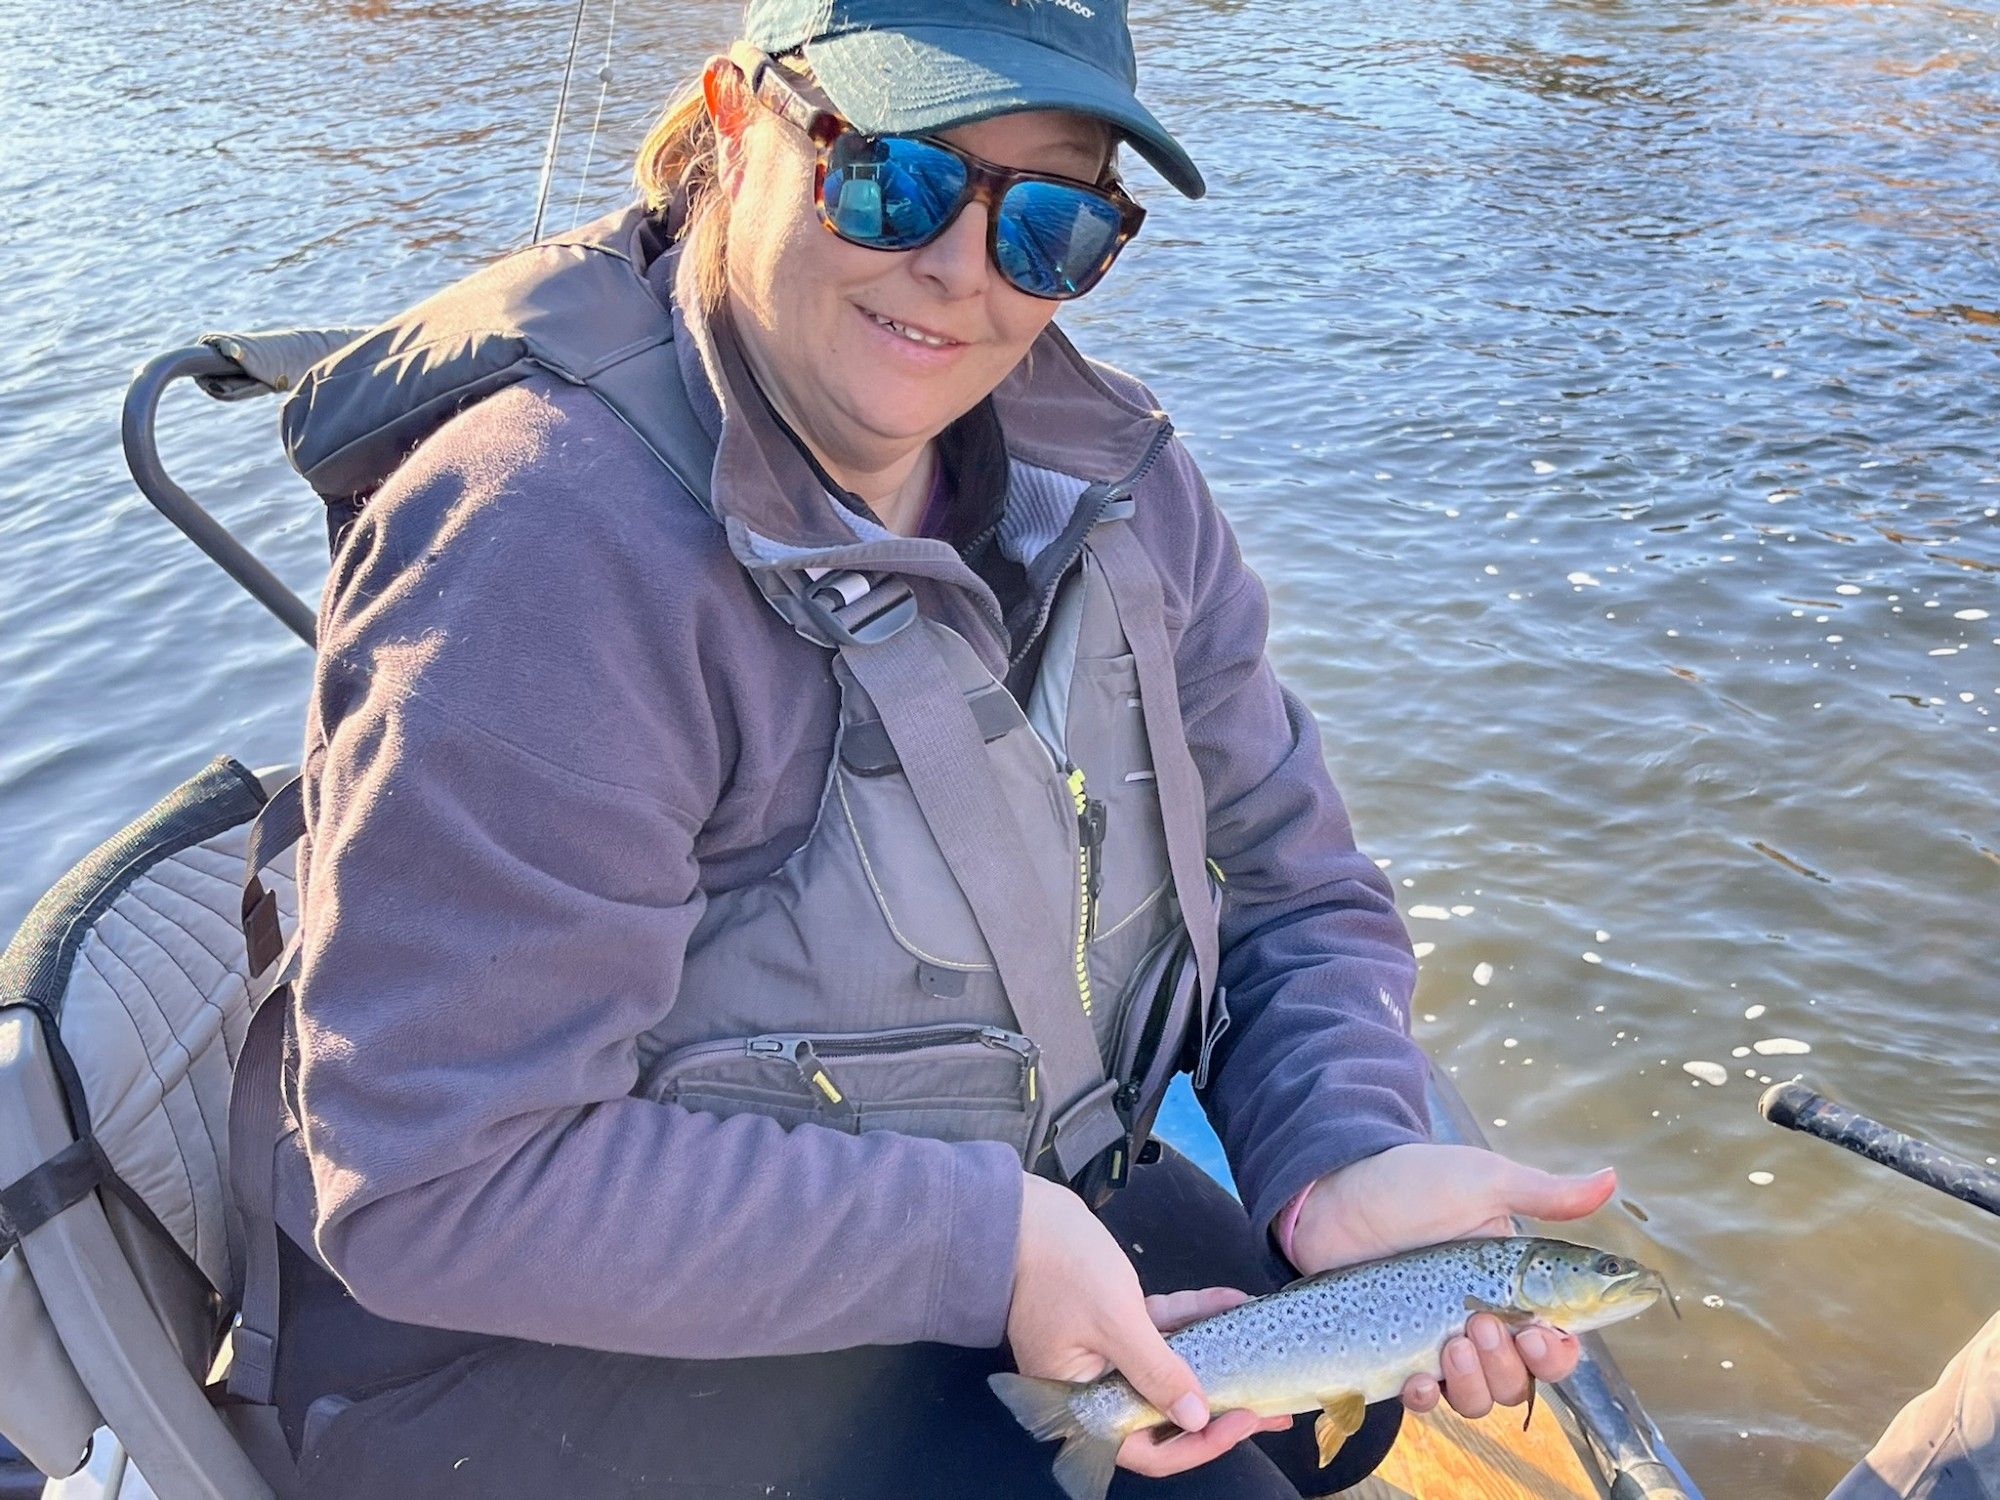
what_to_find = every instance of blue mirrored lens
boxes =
[994,181,1124,299]
[824,135,966,248]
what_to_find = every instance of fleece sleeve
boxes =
[293,380,1022,1356]
[1148,440,1433,1242]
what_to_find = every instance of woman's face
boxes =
[714,69,1113,479]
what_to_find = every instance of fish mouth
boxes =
[1547,1268,1669,1333]
[1616,1272,1664,1312]
[1607,1269,1669,1313]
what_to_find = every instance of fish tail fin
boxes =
[987,1372,1085,1443]
[1051,1432,1122,1500]
[987,1373,1119,1500]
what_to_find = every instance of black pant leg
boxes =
[288,1146,1398,1499]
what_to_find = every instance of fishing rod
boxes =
[1758,1079,2000,1218]
[530,0,592,243]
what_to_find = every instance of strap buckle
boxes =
[801,574,918,648]
[224,1315,278,1404]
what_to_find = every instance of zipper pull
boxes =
[1081,797,1107,938]
[980,1029,1041,1111]
[791,1040,859,1125]
[977,1027,1036,1058]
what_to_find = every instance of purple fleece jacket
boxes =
[284,254,1430,1357]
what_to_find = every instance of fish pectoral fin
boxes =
[1462,1294,1535,1328]
[1314,1393,1367,1469]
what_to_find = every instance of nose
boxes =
[907,198,991,300]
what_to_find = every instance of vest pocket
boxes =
[1068,653,1172,944]
[641,1025,1049,1165]
[1108,921,1201,1146]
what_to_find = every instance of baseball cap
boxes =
[741,0,1206,199]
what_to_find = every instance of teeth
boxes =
[869,311,955,349]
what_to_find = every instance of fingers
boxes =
[1103,1315,1210,1435]
[1401,1372,1442,1414]
[1118,1409,1273,1479]
[1145,1286,1253,1335]
[1441,1314,1549,1419]
[1515,1325,1580,1384]
[1498,1163,1618,1222]
[1440,1331,1495,1418]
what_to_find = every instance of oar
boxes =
[1757,1080,2000,1219]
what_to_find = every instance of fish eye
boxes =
[1596,1254,1629,1276]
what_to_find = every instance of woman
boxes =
[271,1,1618,1495]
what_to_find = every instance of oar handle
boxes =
[1758,1081,2000,1219]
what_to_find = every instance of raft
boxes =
[0,333,1705,1500]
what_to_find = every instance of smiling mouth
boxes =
[860,307,965,350]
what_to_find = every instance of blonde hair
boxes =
[631,51,818,315]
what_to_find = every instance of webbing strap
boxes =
[240,774,303,977]
[1086,524,1223,1054]
[224,949,293,1404]
[837,621,1124,1179]
[0,1136,108,1256]
[226,776,307,1404]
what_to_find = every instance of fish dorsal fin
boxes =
[1314,1392,1367,1468]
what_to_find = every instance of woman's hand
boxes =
[1007,1176,1292,1479]
[1287,1143,1619,1420]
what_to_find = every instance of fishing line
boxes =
[568,0,621,230]
[530,0,591,244]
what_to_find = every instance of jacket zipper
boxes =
[1007,418,1176,671]
[1004,421,1176,1036]
[1064,766,1097,1018]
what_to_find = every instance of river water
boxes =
[3,0,1996,1493]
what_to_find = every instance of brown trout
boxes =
[989,1236,1665,1500]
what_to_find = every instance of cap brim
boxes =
[799,26,1206,200]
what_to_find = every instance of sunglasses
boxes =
[730,45,1146,301]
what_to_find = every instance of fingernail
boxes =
[1170,1394,1209,1432]
[1448,1340,1478,1375]
[1471,1319,1503,1352]
[1519,1329,1548,1361]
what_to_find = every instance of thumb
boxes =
[1499,1163,1617,1222]
[1105,1312,1210,1433]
